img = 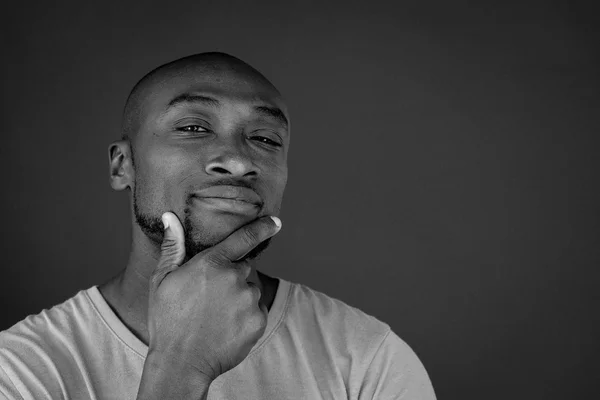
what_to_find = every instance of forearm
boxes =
[136,350,213,400]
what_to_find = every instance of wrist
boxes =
[137,349,213,400]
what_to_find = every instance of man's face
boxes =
[131,66,289,261]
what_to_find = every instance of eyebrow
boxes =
[166,93,289,129]
[254,105,289,129]
[167,94,221,109]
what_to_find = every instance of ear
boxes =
[108,140,134,191]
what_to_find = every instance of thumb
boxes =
[150,212,186,291]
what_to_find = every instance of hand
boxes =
[146,212,282,381]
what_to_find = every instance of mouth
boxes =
[192,185,263,215]
[194,185,262,203]
[192,196,260,215]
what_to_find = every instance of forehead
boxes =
[143,66,287,117]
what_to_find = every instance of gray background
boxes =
[1,1,598,399]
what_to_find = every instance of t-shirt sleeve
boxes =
[0,334,62,400]
[358,329,437,400]
[0,364,23,400]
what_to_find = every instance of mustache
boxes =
[192,178,255,192]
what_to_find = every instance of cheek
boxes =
[263,163,288,205]
[277,165,288,192]
[137,145,196,206]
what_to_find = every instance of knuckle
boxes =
[249,284,261,301]
[248,309,267,333]
[241,283,261,306]
[204,250,226,266]
[240,286,254,303]
[221,267,239,283]
[161,236,177,248]
[242,226,261,247]
[160,239,178,256]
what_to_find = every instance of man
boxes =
[0,52,436,399]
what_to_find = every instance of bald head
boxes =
[109,51,289,263]
[121,52,284,145]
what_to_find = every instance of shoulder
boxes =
[282,281,436,399]
[0,288,96,399]
[361,330,437,399]
[0,288,94,350]
[288,281,390,333]
[284,281,392,356]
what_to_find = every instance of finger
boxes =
[210,216,281,264]
[150,212,186,290]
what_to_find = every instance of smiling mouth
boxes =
[192,196,260,215]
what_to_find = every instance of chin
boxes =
[182,212,273,263]
[186,212,255,244]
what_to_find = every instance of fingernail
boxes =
[271,216,282,229]
[161,214,169,230]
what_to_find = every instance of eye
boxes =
[177,125,208,133]
[250,135,282,148]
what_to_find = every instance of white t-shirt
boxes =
[0,279,436,399]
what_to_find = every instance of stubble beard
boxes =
[132,182,271,264]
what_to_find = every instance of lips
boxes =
[193,185,263,206]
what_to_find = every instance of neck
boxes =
[99,224,277,347]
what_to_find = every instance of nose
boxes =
[205,150,258,178]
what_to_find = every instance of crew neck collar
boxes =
[86,278,291,358]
